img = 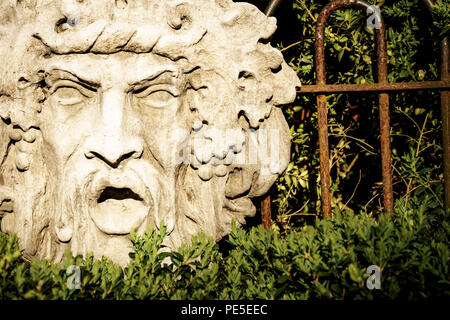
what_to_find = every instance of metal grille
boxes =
[261,0,450,227]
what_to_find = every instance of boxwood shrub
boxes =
[0,194,448,300]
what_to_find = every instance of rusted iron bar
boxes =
[441,38,449,209]
[300,80,450,93]
[260,0,284,229]
[423,0,450,209]
[315,0,394,217]
[261,195,272,230]
[376,13,394,215]
[315,1,333,219]
[265,0,283,16]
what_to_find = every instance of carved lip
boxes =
[89,172,152,235]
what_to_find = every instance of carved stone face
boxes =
[0,0,300,265]
[38,53,189,263]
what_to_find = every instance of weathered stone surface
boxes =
[0,0,300,266]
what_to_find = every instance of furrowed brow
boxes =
[46,68,100,89]
[129,69,178,87]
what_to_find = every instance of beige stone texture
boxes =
[0,0,300,266]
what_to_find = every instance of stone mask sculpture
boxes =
[0,0,300,265]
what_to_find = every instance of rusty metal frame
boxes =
[260,0,284,230]
[261,0,450,225]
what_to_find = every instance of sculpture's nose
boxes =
[84,89,144,168]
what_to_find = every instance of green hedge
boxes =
[1,195,448,300]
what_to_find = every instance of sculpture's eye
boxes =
[50,81,95,106]
[133,85,178,108]
[53,86,85,105]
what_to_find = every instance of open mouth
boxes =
[90,186,151,235]
[98,187,143,203]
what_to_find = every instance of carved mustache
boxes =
[63,158,175,234]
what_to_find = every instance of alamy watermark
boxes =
[67,265,81,290]
[366,265,381,290]
[366,5,382,30]
[172,128,284,176]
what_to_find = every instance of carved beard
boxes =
[173,165,257,247]
[7,149,257,265]
[6,136,257,265]
[28,155,178,265]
